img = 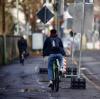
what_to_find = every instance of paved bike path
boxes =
[0,56,100,99]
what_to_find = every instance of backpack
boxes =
[50,37,60,49]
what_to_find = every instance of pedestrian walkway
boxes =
[0,56,100,99]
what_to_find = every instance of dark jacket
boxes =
[43,36,66,56]
[17,38,27,53]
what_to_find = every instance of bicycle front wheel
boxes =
[54,67,59,92]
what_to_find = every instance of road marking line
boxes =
[83,61,100,65]
[82,67,100,90]
[83,74,100,91]
[75,60,100,90]
[85,68,99,81]
[80,67,87,70]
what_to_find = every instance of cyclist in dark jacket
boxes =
[43,29,66,87]
[17,36,27,63]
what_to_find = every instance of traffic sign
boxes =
[37,6,54,24]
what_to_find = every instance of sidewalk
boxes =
[0,57,50,99]
[0,56,100,99]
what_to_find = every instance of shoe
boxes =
[48,80,53,87]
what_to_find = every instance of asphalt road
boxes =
[80,50,100,90]
[0,53,100,99]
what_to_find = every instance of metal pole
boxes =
[78,0,85,78]
[16,0,19,35]
[55,0,60,37]
[56,0,64,37]
[99,20,100,50]
[72,33,75,63]
[2,0,7,64]
[72,2,76,64]
[2,0,5,33]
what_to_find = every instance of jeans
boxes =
[48,54,63,80]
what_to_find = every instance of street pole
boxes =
[2,0,5,33]
[56,0,60,37]
[56,0,64,37]
[2,0,7,64]
[54,0,59,37]
[16,0,19,35]
[99,20,100,50]
[78,0,85,78]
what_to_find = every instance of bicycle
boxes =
[51,58,61,92]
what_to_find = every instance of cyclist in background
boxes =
[43,29,66,87]
[17,36,27,64]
